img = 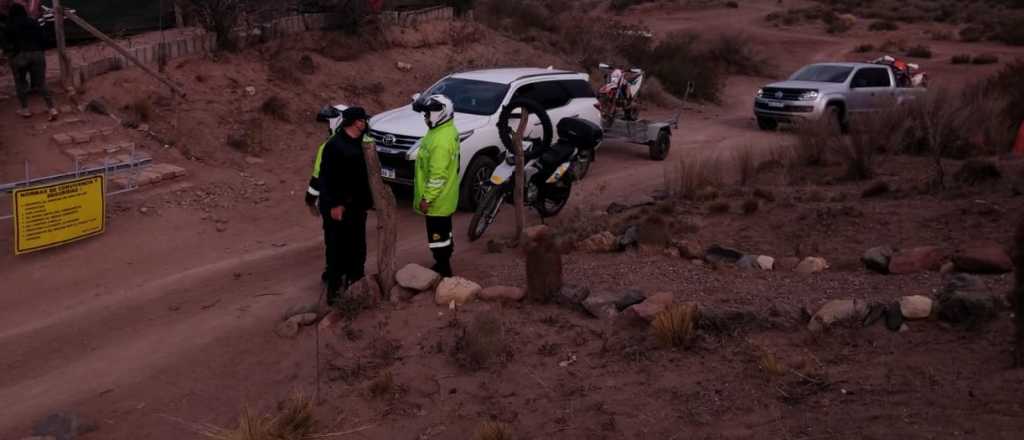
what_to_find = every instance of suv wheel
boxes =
[459,155,498,212]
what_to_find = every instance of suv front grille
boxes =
[369,130,420,152]
[761,87,813,101]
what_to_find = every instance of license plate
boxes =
[381,168,396,179]
[768,102,785,108]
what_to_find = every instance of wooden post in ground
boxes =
[64,10,186,97]
[52,0,74,94]
[362,136,398,297]
[510,110,529,247]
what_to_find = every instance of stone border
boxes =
[380,6,454,27]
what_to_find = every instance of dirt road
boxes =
[2,0,1023,437]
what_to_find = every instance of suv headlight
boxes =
[755,88,764,98]
[798,90,820,101]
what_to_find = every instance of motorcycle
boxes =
[467,99,603,242]
[597,63,645,125]
[869,55,928,88]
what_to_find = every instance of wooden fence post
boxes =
[362,136,398,296]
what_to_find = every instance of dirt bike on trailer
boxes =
[467,98,602,242]
[597,63,646,125]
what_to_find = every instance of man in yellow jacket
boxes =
[413,94,460,277]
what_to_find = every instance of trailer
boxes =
[599,81,691,162]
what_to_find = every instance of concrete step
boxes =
[109,163,188,190]
[52,126,117,146]
[63,141,139,162]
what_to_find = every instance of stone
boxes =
[952,243,1013,274]
[795,257,829,274]
[756,255,775,270]
[583,289,646,319]
[861,181,891,198]
[288,313,318,326]
[52,133,73,145]
[899,323,910,333]
[389,285,417,303]
[808,299,869,332]
[554,284,590,306]
[275,320,300,338]
[278,302,317,319]
[396,61,413,71]
[434,277,482,306]
[775,257,801,271]
[244,156,264,165]
[672,239,703,260]
[705,244,744,264]
[622,292,674,322]
[318,310,344,331]
[736,255,758,270]
[940,261,956,274]
[70,132,92,144]
[578,231,617,253]
[739,255,774,270]
[479,286,526,302]
[525,225,563,301]
[395,264,441,291]
[245,86,257,96]
[899,295,933,320]
[618,225,639,249]
[884,302,904,331]
[862,246,895,274]
[936,289,998,327]
[889,246,946,274]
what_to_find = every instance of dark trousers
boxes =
[425,215,454,277]
[322,209,367,294]
[11,51,53,110]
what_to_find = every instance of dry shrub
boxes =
[209,393,314,440]
[368,371,397,399]
[642,77,680,109]
[296,54,316,75]
[734,146,757,186]
[706,34,776,77]
[794,119,841,167]
[260,95,289,122]
[642,32,725,103]
[663,155,721,199]
[853,44,875,53]
[905,44,933,59]
[928,29,954,41]
[474,421,515,440]
[972,54,1000,65]
[836,108,910,180]
[951,54,972,65]
[184,0,243,51]
[741,199,759,215]
[869,20,899,31]
[758,349,787,376]
[453,311,508,370]
[651,303,699,349]
[124,97,154,128]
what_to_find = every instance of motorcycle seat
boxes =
[540,142,575,169]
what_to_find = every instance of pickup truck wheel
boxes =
[459,155,498,212]
[826,105,847,134]
[757,116,778,131]
[649,129,671,161]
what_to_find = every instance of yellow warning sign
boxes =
[13,175,105,255]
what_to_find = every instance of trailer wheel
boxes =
[649,129,671,161]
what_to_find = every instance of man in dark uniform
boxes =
[4,3,56,120]
[317,107,373,304]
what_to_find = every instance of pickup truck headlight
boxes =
[798,90,820,101]
[459,130,475,142]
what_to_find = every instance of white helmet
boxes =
[413,94,454,129]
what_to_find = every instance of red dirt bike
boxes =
[597,63,645,126]
[870,55,929,88]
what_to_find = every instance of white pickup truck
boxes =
[320,67,602,211]
[753,62,926,131]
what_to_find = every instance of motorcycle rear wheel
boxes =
[535,183,572,218]
[467,184,504,242]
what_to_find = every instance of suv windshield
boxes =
[789,65,855,83]
[423,78,510,116]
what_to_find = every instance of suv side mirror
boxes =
[316,105,341,123]
[411,92,421,102]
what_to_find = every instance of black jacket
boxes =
[318,129,373,213]
[5,11,47,54]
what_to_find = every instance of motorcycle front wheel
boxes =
[467,184,505,242]
[535,183,572,218]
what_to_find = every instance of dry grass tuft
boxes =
[758,349,787,377]
[651,303,699,349]
[260,95,290,122]
[124,97,154,128]
[473,421,515,440]
[453,311,509,370]
[368,371,398,399]
[734,146,757,187]
[200,392,315,440]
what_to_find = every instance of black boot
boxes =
[432,261,453,278]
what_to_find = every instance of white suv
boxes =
[358,67,602,211]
